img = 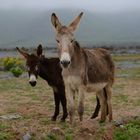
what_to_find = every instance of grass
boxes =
[114,119,140,140]
[114,94,128,103]
[0,123,13,140]
[116,67,140,78]
[113,54,140,62]
[0,132,13,140]
[0,54,139,139]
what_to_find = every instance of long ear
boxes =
[51,13,62,31]
[37,44,43,57]
[16,47,29,59]
[68,12,83,32]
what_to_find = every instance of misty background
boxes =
[0,0,140,48]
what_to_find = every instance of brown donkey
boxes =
[17,45,102,122]
[51,12,115,123]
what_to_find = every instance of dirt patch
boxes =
[74,120,114,140]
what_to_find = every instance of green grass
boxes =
[134,99,140,106]
[114,94,128,103]
[117,67,140,78]
[0,132,13,140]
[113,54,140,62]
[42,133,57,140]
[65,134,73,140]
[114,119,140,140]
[0,123,13,140]
[0,54,139,139]
[0,124,9,130]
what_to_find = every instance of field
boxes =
[0,54,140,140]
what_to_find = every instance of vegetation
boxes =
[2,57,24,77]
[10,66,23,77]
[114,119,140,140]
[0,54,139,139]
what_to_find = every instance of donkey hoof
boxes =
[99,120,105,123]
[60,118,65,122]
[60,113,68,122]
[79,116,83,122]
[91,114,98,119]
[51,116,57,121]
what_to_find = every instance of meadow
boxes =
[0,54,140,140]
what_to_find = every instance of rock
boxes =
[23,133,31,140]
[115,120,124,127]
[50,127,65,136]
[0,113,22,120]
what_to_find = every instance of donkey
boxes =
[51,12,115,123]
[16,45,68,121]
[17,45,103,122]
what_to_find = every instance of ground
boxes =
[0,54,140,140]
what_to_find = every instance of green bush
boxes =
[3,57,23,71]
[10,66,23,77]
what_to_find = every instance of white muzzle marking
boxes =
[29,74,37,82]
[60,52,71,62]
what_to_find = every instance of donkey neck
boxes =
[70,41,83,68]
[38,57,63,86]
[38,57,49,79]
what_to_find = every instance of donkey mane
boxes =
[74,41,80,49]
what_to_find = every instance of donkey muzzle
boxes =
[60,60,71,68]
[29,81,36,87]
[60,52,71,68]
[29,74,37,87]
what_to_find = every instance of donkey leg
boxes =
[97,90,107,122]
[105,86,113,122]
[103,88,109,116]
[67,87,75,124]
[59,89,68,122]
[91,96,100,119]
[51,91,60,121]
[78,89,85,121]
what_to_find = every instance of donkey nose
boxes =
[60,60,71,68]
[29,81,36,87]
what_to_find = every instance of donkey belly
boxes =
[64,75,107,93]
[86,82,107,93]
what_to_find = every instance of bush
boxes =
[10,66,23,77]
[3,57,24,71]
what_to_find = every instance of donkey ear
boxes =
[16,47,29,59]
[51,13,62,31]
[37,44,43,56]
[68,12,83,32]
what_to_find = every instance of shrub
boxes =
[10,66,23,77]
[3,57,24,71]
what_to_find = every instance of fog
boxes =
[0,0,140,13]
[0,0,140,48]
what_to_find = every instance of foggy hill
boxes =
[0,9,140,48]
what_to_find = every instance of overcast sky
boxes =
[0,0,140,12]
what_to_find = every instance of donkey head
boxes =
[16,44,43,87]
[51,12,83,68]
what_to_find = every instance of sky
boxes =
[0,0,140,13]
[0,0,140,47]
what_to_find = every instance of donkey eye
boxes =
[56,39,60,43]
[71,39,74,43]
